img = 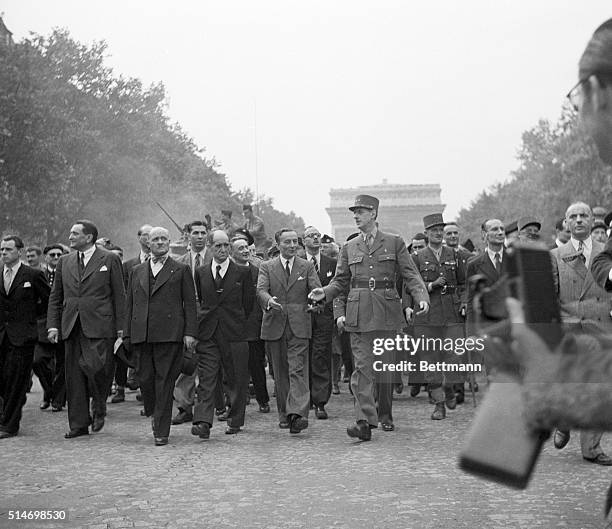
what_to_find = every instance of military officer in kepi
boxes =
[309,194,429,441]
[410,213,467,420]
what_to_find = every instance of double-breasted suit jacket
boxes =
[125,258,198,344]
[47,248,126,340]
[257,256,321,340]
[551,239,612,337]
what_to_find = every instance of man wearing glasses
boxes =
[303,226,337,420]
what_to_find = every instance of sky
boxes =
[2,1,611,234]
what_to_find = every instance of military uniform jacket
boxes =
[411,246,466,326]
[551,239,612,337]
[325,230,428,333]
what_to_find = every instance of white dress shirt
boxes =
[570,236,592,264]
[211,257,230,278]
[80,245,96,268]
[279,256,295,275]
[150,253,169,277]
[486,247,503,268]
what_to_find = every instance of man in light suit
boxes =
[309,195,429,440]
[550,202,612,465]
[124,227,197,446]
[257,228,321,434]
[0,236,50,438]
[47,220,126,438]
[191,230,254,438]
[172,220,214,425]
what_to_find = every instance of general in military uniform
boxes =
[411,213,467,420]
[309,194,429,441]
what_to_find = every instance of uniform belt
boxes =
[351,279,396,290]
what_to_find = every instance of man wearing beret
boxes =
[309,194,429,440]
[517,216,541,243]
[412,214,468,419]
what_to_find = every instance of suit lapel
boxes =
[152,258,174,295]
[138,262,150,294]
[478,253,498,283]
[560,242,587,281]
[581,241,603,299]
[271,257,287,288]
[7,265,25,296]
[81,249,105,282]
[287,259,302,290]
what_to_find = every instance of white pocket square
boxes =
[99,265,108,272]
[326,271,333,277]
[23,281,31,288]
[297,276,305,281]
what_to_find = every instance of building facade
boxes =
[327,180,445,243]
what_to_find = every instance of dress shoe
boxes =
[455,392,465,405]
[289,415,308,434]
[110,387,125,403]
[258,403,270,413]
[225,426,241,434]
[191,422,210,439]
[40,400,50,410]
[315,405,328,420]
[92,415,105,432]
[381,422,395,432]
[431,403,446,420]
[64,428,89,439]
[0,430,16,439]
[136,392,143,402]
[332,383,340,395]
[445,396,457,410]
[409,384,421,397]
[394,382,404,394]
[172,408,193,425]
[126,378,139,391]
[51,405,63,412]
[154,437,168,446]
[553,429,570,449]
[346,420,372,441]
[279,421,290,429]
[218,407,230,421]
[428,390,435,404]
[584,453,612,466]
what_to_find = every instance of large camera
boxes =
[458,242,563,489]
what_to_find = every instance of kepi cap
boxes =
[348,194,379,212]
[423,213,445,230]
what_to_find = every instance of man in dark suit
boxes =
[0,236,50,438]
[303,225,337,420]
[257,228,322,434]
[124,227,198,446]
[115,224,152,398]
[172,220,212,425]
[231,235,270,413]
[465,219,506,336]
[32,244,66,412]
[47,220,126,439]
[191,230,254,438]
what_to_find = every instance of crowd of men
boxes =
[1,196,611,457]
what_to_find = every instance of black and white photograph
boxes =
[2,1,612,527]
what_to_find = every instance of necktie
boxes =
[285,260,291,278]
[215,264,223,291]
[311,256,319,273]
[151,255,166,264]
[4,267,12,292]
[195,253,201,269]
[494,252,501,272]
[78,252,85,278]
[578,241,586,264]
[366,234,374,249]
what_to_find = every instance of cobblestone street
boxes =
[1,377,611,529]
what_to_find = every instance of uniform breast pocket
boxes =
[345,291,360,327]
[420,264,437,282]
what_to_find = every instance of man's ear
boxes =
[587,74,610,111]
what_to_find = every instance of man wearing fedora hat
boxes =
[411,213,467,419]
[309,194,429,440]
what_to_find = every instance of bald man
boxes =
[124,227,198,446]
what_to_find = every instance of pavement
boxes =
[0,376,611,529]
